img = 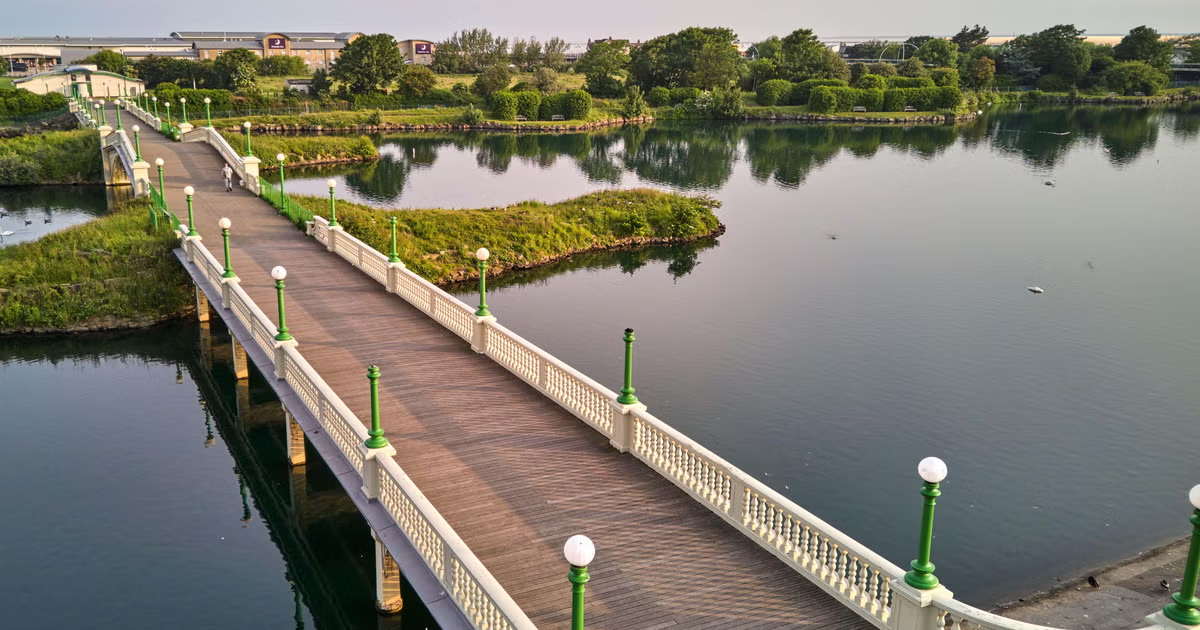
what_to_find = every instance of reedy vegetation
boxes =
[0,130,103,185]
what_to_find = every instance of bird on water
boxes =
[1027,286,1044,294]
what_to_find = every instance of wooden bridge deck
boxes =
[132,112,871,629]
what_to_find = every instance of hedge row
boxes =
[0,90,68,119]
[490,89,592,121]
[756,79,851,106]
[808,86,963,113]
[152,86,234,111]
[886,76,936,89]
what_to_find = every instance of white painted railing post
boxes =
[274,339,297,379]
[890,583,950,630]
[358,446,397,500]
[182,234,202,262]
[327,225,342,253]
[386,262,404,294]
[472,316,497,353]
[242,156,260,193]
[219,276,239,309]
[729,476,747,524]
[608,401,646,453]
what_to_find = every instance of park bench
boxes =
[551,114,565,121]
[852,106,867,113]
[515,115,528,121]
[1134,92,1145,97]
[903,106,918,112]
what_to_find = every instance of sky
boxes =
[3,0,1197,43]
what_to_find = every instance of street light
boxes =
[904,457,947,590]
[474,248,490,316]
[113,98,122,130]
[151,95,158,118]
[219,218,235,278]
[242,121,253,157]
[1162,484,1200,625]
[271,266,292,341]
[616,328,638,404]
[179,97,188,124]
[154,157,166,205]
[93,101,104,126]
[131,124,141,160]
[164,101,171,127]
[203,97,212,127]
[364,365,389,448]
[388,216,400,263]
[184,186,198,237]
[563,535,595,630]
[326,179,338,226]
[276,153,288,215]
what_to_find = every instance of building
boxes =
[396,39,436,65]
[13,64,145,98]
[179,32,362,69]
[0,37,193,74]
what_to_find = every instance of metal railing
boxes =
[259,176,314,226]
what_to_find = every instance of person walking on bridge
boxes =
[222,163,233,192]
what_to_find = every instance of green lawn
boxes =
[0,77,15,91]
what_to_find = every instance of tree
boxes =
[916,39,958,68]
[951,25,990,54]
[777,28,830,81]
[1114,26,1173,73]
[433,28,508,73]
[842,40,892,59]
[310,68,333,96]
[1009,25,1091,84]
[867,62,897,77]
[543,37,569,70]
[79,50,130,74]
[213,49,259,90]
[331,33,405,94]
[965,56,995,89]
[897,57,927,77]
[533,67,563,92]
[472,64,513,96]
[753,36,783,61]
[811,48,851,82]
[622,85,647,118]
[1183,36,1200,63]
[627,27,742,90]
[906,35,935,49]
[1103,60,1168,95]
[510,38,545,71]
[257,55,307,76]
[397,65,437,98]
[575,39,630,97]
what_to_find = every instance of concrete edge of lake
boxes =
[995,535,1191,629]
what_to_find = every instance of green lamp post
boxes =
[154,158,166,209]
[219,218,235,278]
[203,97,212,127]
[164,101,171,127]
[152,95,159,119]
[179,97,188,124]
[276,153,288,215]
[364,365,389,449]
[271,266,292,341]
[94,102,104,126]
[1162,485,1200,625]
[242,121,253,157]
[113,98,122,130]
[184,186,198,237]
[905,457,948,590]
[616,328,638,404]
[326,179,338,226]
[388,217,400,263]
[474,248,490,316]
[131,125,142,161]
[563,535,595,630]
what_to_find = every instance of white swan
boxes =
[1027,286,1044,294]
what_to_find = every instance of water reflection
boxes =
[0,185,114,246]
[281,104,1198,209]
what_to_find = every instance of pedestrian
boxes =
[222,163,233,192]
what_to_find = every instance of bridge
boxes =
[73,96,1198,630]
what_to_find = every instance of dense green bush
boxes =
[562,89,592,120]
[669,87,701,104]
[459,104,484,124]
[790,79,848,104]
[885,76,936,89]
[154,87,233,113]
[0,89,69,119]
[930,68,960,88]
[855,74,886,90]
[538,92,565,120]
[1102,61,1168,96]
[218,133,377,168]
[813,86,885,112]
[646,86,671,107]
[511,81,537,92]
[881,86,963,111]
[808,87,837,113]
[622,86,647,119]
[515,90,541,119]
[868,62,898,77]
[850,62,869,85]
[0,130,101,184]
[490,91,518,120]
[257,55,307,76]
[756,79,793,105]
[1035,73,1073,92]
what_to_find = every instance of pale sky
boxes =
[4,0,1197,43]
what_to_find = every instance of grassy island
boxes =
[289,189,723,284]
[219,132,378,169]
[0,200,191,333]
[0,130,103,186]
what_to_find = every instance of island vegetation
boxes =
[0,130,102,185]
[0,199,191,333]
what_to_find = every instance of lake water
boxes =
[277,104,1200,606]
[0,322,437,629]
[0,185,120,247]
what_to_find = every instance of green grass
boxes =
[0,77,15,91]
[432,72,586,91]
[292,188,723,284]
[0,199,192,331]
[220,131,377,169]
[0,130,102,185]
[212,101,624,130]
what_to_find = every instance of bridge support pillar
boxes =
[274,340,298,380]
[358,443,397,501]
[289,461,308,526]
[372,529,404,614]
[284,406,307,467]
[199,320,213,370]
[235,379,251,430]
[889,583,952,630]
[231,338,250,380]
[195,286,211,323]
[608,400,647,453]
[471,315,496,354]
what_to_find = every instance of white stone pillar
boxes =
[219,276,239,311]
[242,156,260,192]
[889,582,952,630]
[130,160,150,197]
[357,443,397,501]
[274,339,298,380]
[177,122,194,135]
[373,529,404,614]
[471,315,497,354]
[608,400,647,453]
[326,225,342,252]
[385,261,406,294]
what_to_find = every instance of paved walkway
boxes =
[129,108,872,629]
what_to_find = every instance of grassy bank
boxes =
[0,130,102,185]
[220,131,377,169]
[292,188,723,284]
[212,100,627,130]
[0,199,192,332]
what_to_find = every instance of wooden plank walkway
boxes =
[131,112,872,629]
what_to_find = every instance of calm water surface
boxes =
[0,186,119,247]
[281,105,1200,606]
[0,322,437,628]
